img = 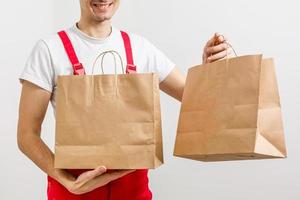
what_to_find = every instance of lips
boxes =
[91,0,113,9]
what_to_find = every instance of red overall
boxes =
[47,30,152,200]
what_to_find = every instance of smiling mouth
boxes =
[92,1,113,9]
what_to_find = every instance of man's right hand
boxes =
[60,166,135,195]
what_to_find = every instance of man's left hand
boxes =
[202,33,231,64]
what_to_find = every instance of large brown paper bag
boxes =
[54,51,163,169]
[174,55,287,161]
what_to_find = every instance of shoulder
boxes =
[39,31,63,51]
[33,28,73,62]
[27,32,61,60]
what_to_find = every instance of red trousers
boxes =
[47,169,152,200]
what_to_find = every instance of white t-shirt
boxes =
[19,24,175,111]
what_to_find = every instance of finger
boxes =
[206,33,218,47]
[205,43,229,55]
[206,32,228,47]
[81,170,136,193]
[216,35,227,44]
[207,50,228,62]
[75,166,107,185]
[76,166,106,185]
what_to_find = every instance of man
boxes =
[17,0,230,199]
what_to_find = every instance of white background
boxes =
[1,0,300,199]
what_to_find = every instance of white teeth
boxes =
[93,3,110,8]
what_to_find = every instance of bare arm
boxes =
[17,81,66,180]
[17,81,134,195]
[159,67,186,101]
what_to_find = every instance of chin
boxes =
[90,1,117,18]
[93,15,113,22]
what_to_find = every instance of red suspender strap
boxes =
[58,31,85,75]
[121,31,136,73]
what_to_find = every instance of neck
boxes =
[77,19,112,39]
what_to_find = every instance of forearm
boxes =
[17,81,75,186]
[17,131,74,185]
[160,67,186,102]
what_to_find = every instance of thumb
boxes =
[75,166,107,185]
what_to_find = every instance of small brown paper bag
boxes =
[174,55,287,161]
[54,51,163,169]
